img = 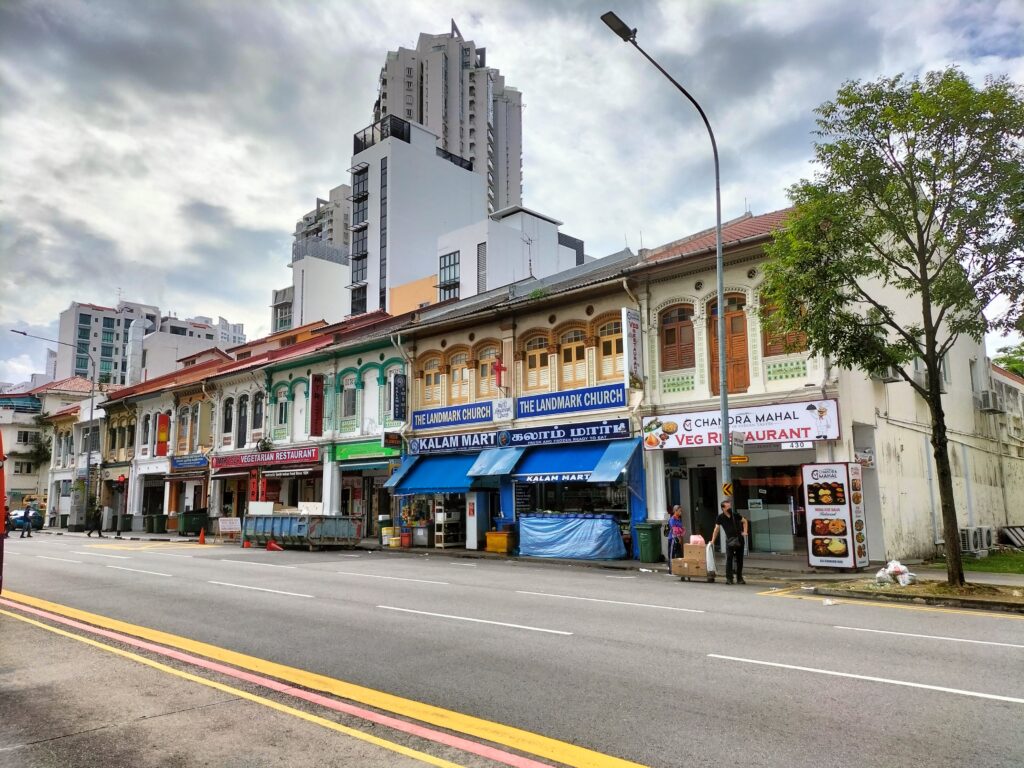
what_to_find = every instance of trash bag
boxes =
[885,560,908,578]
[875,568,894,584]
[897,572,917,587]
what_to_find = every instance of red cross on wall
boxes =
[494,356,508,389]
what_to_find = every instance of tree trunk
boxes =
[928,394,965,586]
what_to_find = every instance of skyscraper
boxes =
[373,20,523,212]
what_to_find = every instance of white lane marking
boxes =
[605,575,636,579]
[107,565,172,577]
[708,654,1024,705]
[517,590,704,613]
[219,559,296,569]
[6,551,23,555]
[338,554,361,558]
[208,581,313,598]
[73,552,130,560]
[377,606,572,636]
[454,563,477,567]
[835,625,1024,650]
[336,571,449,585]
[36,555,82,564]
[147,552,194,559]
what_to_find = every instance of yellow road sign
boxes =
[730,455,750,464]
[722,482,733,497]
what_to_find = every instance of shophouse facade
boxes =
[43,403,80,525]
[630,209,1024,561]
[386,250,647,557]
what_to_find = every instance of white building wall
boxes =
[292,256,350,327]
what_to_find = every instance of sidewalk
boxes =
[31,527,1024,586]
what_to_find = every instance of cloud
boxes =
[1,0,1021,378]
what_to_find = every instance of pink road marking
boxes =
[0,597,549,768]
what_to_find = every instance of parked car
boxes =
[10,510,44,530]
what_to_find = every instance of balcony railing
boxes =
[353,115,411,154]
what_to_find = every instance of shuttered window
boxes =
[560,330,587,388]
[660,305,695,371]
[449,353,470,403]
[477,346,498,397]
[597,321,623,381]
[524,337,550,391]
[762,304,808,357]
[421,359,442,405]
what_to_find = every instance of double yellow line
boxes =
[2,591,646,768]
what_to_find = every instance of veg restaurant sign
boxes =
[516,383,626,419]
[412,401,493,429]
[211,446,320,468]
[641,399,840,450]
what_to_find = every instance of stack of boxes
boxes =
[671,543,714,582]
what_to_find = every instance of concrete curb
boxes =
[813,586,1024,614]
[36,530,198,543]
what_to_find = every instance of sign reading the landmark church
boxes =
[411,401,493,429]
[516,384,627,419]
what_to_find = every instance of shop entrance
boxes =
[688,467,718,541]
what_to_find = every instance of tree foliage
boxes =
[993,341,1024,378]
[761,68,1024,585]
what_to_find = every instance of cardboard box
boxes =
[683,544,706,560]
[672,558,707,577]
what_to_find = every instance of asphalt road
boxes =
[3,535,1022,768]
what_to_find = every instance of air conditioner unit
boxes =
[959,526,983,552]
[870,366,901,383]
[979,390,1004,413]
[977,525,995,550]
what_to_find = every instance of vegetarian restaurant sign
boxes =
[211,446,320,469]
[641,398,839,450]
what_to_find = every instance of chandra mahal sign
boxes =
[641,399,840,450]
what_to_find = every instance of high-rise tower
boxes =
[373,20,523,212]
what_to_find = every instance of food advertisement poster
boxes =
[803,462,857,569]
[641,399,840,450]
[847,462,869,567]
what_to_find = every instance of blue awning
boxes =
[588,438,641,483]
[468,447,527,477]
[383,455,420,489]
[511,442,609,483]
[390,453,479,495]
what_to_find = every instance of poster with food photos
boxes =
[802,463,856,569]
[847,462,869,567]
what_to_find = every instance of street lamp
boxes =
[11,330,99,531]
[601,11,733,504]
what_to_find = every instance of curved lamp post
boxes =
[11,330,99,530]
[601,11,732,506]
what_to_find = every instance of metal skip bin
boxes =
[242,515,363,550]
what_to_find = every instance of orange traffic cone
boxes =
[198,528,206,545]
[242,539,251,548]
[266,540,283,551]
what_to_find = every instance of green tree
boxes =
[761,68,1024,586]
[993,341,1024,378]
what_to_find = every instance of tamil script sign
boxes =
[516,383,626,419]
[408,418,630,455]
[642,399,840,450]
[622,307,644,390]
[211,446,320,469]
[412,401,493,429]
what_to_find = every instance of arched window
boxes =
[141,414,151,447]
[341,376,357,419]
[597,320,623,381]
[660,305,695,371]
[236,394,249,447]
[276,398,290,426]
[523,336,550,391]
[477,346,499,397]
[190,405,201,451]
[223,398,234,435]
[449,352,470,403]
[177,407,190,452]
[127,423,135,449]
[560,330,587,388]
[252,393,265,435]
[420,358,442,405]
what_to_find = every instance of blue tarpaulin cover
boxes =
[383,455,419,488]
[589,438,641,483]
[390,453,479,495]
[518,514,627,559]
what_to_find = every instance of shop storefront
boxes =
[210,446,322,515]
[390,416,645,558]
[164,454,209,532]
[331,440,401,538]
[642,398,840,552]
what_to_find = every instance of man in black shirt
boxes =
[710,500,748,584]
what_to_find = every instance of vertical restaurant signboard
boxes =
[622,307,644,390]
[802,462,869,569]
[155,413,171,457]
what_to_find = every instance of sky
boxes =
[1,0,1022,384]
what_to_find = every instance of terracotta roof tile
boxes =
[27,376,94,395]
[992,363,1024,388]
[644,208,793,263]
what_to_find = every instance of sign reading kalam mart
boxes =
[409,419,630,455]
[641,399,840,450]
[211,446,320,469]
